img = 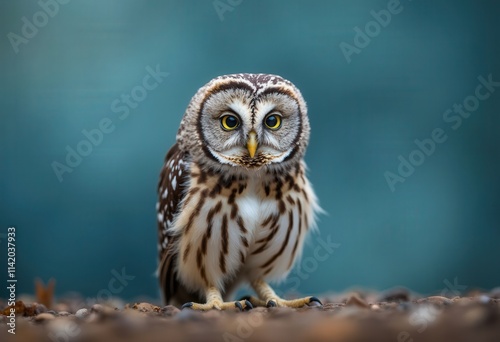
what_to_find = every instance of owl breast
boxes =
[171,162,318,294]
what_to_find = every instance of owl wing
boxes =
[157,143,190,304]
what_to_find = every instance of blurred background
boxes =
[0,0,499,303]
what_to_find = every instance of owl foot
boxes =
[250,279,323,308]
[239,295,267,307]
[241,294,321,308]
[182,286,253,311]
[265,296,322,308]
[182,299,253,311]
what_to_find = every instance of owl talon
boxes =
[181,302,194,310]
[235,301,243,311]
[235,299,253,311]
[266,300,277,308]
[244,300,253,311]
[238,295,266,307]
[308,297,323,306]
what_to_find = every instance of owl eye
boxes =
[264,113,282,130]
[220,114,240,131]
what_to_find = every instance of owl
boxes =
[156,73,321,310]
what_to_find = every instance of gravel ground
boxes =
[1,289,500,342]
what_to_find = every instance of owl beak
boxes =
[247,131,258,158]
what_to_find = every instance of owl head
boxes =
[177,74,310,173]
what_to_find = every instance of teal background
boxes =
[1,0,499,302]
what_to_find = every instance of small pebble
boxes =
[34,303,48,315]
[23,304,37,316]
[131,302,161,313]
[91,304,104,313]
[417,296,452,306]
[479,295,491,304]
[90,304,116,317]
[75,308,89,319]
[378,287,410,303]
[161,305,180,317]
[346,295,370,309]
[34,312,55,323]
[54,303,71,313]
